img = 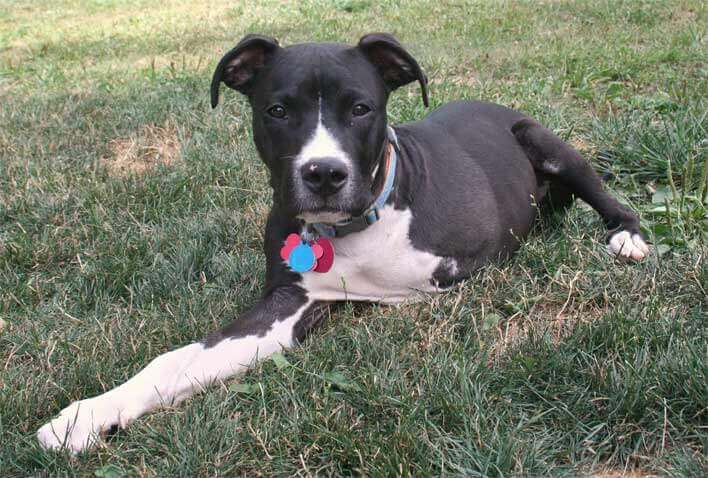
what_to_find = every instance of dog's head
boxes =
[211,33,428,222]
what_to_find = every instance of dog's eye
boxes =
[267,105,287,119]
[352,104,371,117]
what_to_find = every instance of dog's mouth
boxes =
[292,190,375,225]
[297,209,351,224]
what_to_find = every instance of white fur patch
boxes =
[37,301,312,453]
[606,230,649,261]
[295,100,350,170]
[302,205,444,303]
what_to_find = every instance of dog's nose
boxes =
[301,158,349,195]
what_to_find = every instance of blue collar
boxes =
[308,126,399,238]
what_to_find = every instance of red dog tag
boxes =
[313,237,334,273]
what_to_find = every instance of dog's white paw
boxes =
[606,230,649,261]
[37,398,118,453]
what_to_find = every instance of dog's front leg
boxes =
[37,285,322,453]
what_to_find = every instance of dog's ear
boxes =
[357,33,429,107]
[210,34,280,108]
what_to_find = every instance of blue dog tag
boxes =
[288,243,316,273]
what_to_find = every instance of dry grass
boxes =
[101,121,184,177]
[588,466,659,477]
[487,301,608,363]
[570,137,598,156]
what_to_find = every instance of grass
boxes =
[0,0,706,476]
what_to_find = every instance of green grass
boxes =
[1,0,706,476]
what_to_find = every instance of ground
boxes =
[0,0,706,476]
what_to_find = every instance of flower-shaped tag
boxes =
[280,234,334,273]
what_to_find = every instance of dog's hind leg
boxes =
[512,118,648,261]
[37,286,326,453]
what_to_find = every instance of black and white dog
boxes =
[38,33,648,452]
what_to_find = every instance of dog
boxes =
[37,33,648,452]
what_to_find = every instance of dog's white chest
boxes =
[300,205,443,303]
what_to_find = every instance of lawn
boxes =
[0,0,706,476]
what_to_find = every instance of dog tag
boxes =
[281,233,334,273]
[312,243,324,259]
[280,233,301,260]
[288,243,316,273]
[313,237,334,273]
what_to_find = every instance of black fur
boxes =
[206,34,642,344]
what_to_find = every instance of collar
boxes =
[307,126,399,239]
